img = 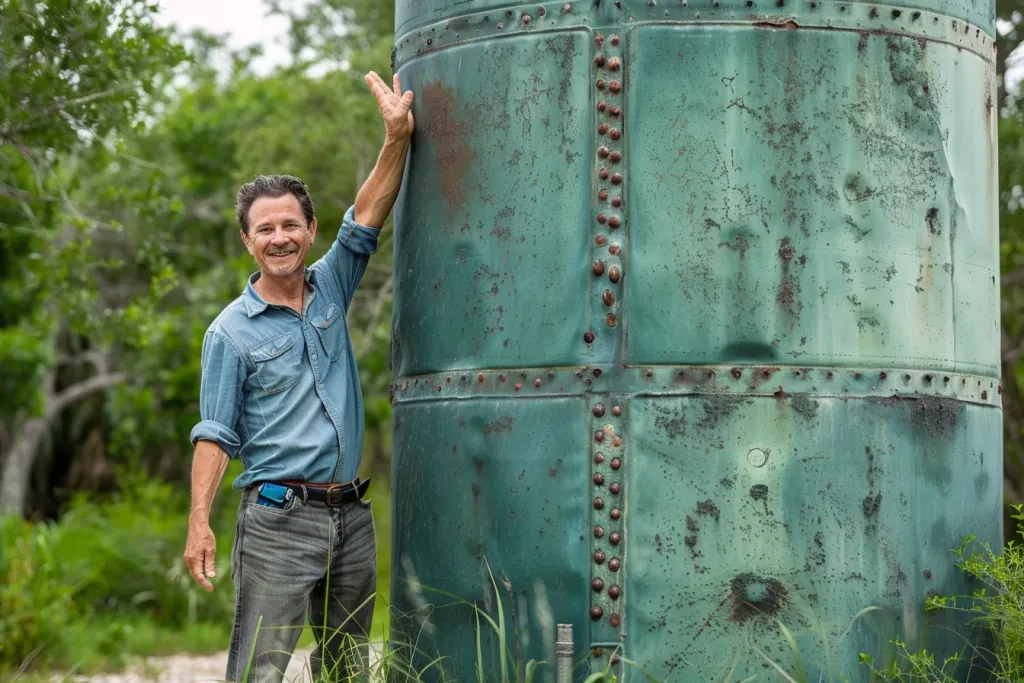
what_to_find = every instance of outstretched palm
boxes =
[365,71,415,141]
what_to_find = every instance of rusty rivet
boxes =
[522,13,532,24]
[592,577,604,591]
[594,430,605,442]
[593,260,605,276]
[478,373,485,383]
[609,80,621,93]
[597,101,607,112]
[608,244,621,256]
[597,213,608,224]
[608,557,621,570]
[610,482,621,494]
[594,472,605,485]
[610,34,620,45]
[437,385,442,392]
[497,22,504,29]
[611,172,623,184]
[609,151,622,163]
[610,654,621,664]
[731,367,742,379]
[600,169,609,181]
[612,196,622,208]
[880,371,888,379]
[610,507,621,520]
[595,55,606,67]
[515,382,523,390]
[612,405,622,416]
[594,32,604,44]
[982,390,989,400]
[610,531,621,545]
[537,6,546,15]
[603,289,615,306]
[598,146,610,158]
[596,234,608,246]
[446,376,451,383]
[608,584,621,599]
[593,648,603,657]
[535,378,542,387]
[608,128,621,140]
[590,606,604,619]
[592,368,602,378]
[607,313,618,327]
[611,457,621,470]
[584,332,595,345]
[427,38,433,45]
[761,369,771,379]
[609,613,621,627]
[594,497,605,509]
[596,79,606,91]
[498,373,506,382]
[598,123,609,135]
[593,403,606,417]
[594,526,605,539]
[598,189,609,201]
[609,105,621,117]
[609,265,621,283]
[594,451,605,464]
[607,57,621,71]
[608,215,621,229]
[594,549,606,564]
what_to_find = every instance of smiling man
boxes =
[183,72,413,683]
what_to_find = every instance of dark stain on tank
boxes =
[720,476,736,488]
[790,394,819,420]
[483,416,515,436]
[863,492,882,517]
[911,397,963,439]
[730,573,788,624]
[472,483,480,506]
[655,412,687,439]
[750,484,768,502]
[697,395,746,430]
[720,235,750,260]
[547,458,563,477]
[697,500,721,520]
[472,456,484,474]
[926,207,940,235]
[865,446,880,489]
[420,82,472,207]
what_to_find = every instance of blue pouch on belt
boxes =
[256,482,293,508]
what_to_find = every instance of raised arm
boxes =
[354,72,415,228]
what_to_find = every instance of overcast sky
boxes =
[155,0,296,75]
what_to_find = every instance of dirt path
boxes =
[55,648,315,683]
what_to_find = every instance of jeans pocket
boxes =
[251,333,302,394]
[311,302,346,362]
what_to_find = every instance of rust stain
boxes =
[420,82,472,207]
[753,19,799,29]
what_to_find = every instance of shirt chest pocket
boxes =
[250,333,302,394]
[311,303,345,363]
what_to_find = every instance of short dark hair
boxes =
[235,174,315,233]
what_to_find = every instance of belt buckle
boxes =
[325,484,345,507]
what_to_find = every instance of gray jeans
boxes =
[226,485,376,683]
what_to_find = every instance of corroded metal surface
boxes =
[390,0,1001,679]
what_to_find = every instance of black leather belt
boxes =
[276,477,370,507]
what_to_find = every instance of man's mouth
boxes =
[268,251,296,259]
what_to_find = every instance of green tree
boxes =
[0,0,184,515]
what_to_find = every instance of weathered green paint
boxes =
[389,0,1002,679]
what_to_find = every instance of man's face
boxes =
[242,194,317,278]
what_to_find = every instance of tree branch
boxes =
[47,372,128,419]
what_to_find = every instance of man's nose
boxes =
[270,228,290,245]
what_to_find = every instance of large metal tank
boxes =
[389,0,1002,679]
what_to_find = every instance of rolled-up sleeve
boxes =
[318,205,381,309]
[189,330,245,457]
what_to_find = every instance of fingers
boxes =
[364,73,388,104]
[393,73,401,96]
[186,550,213,591]
[395,90,415,114]
[204,547,217,580]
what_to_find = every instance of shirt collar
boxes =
[242,268,316,318]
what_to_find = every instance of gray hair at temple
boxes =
[235,175,315,233]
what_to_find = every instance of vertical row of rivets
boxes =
[588,31,625,346]
[590,396,625,642]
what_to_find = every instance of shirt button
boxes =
[318,383,324,390]
[311,352,317,360]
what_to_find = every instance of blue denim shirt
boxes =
[189,206,380,489]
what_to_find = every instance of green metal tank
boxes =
[388,0,1002,679]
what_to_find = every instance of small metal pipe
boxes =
[556,624,574,683]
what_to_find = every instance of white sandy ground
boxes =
[49,647,323,683]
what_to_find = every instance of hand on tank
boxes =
[365,71,414,142]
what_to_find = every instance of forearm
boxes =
[353,137,411,228]
[189,440,230,524]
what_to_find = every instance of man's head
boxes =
[236,175,318,279]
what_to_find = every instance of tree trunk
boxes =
[0,369,126,517]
